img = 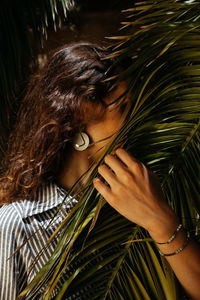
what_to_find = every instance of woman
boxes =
[0,42,199,300]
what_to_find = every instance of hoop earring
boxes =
[73,132,90,151]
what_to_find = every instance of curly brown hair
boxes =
[0,42,127,205]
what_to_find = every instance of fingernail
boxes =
[93,178,101,183]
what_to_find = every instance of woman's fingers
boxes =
[93,178,112,201]
[115,148,137,166]
[97,164,118,187]
[99,149,142,187]
[115,148,144,174]
[104,154,127,176]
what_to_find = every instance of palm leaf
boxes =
[19,1,200,299]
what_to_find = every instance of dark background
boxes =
[37,0,132,66]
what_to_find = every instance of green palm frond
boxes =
[19,1,200,299]
[0,0,74,159]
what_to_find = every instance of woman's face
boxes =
[85,83,129,160]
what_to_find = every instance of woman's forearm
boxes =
[149,217,200,300]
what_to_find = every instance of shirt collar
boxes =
[17,180,74,218]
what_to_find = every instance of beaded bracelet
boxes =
[156,223,182,245]
[159,231,190,257]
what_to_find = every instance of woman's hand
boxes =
[94,148,200,300]
[93,148,179,241]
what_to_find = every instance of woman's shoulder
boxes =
[0,202,24,234]
[0,202,20,217]
[0,202,30,268]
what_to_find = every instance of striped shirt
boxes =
[0,180,78,299]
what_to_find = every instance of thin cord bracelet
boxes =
[156,223,182,245]
[159,231,190,257]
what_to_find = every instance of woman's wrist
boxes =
[147,207,180,243]
[146,210,191,257]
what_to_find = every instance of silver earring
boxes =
[73,132,90,151]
